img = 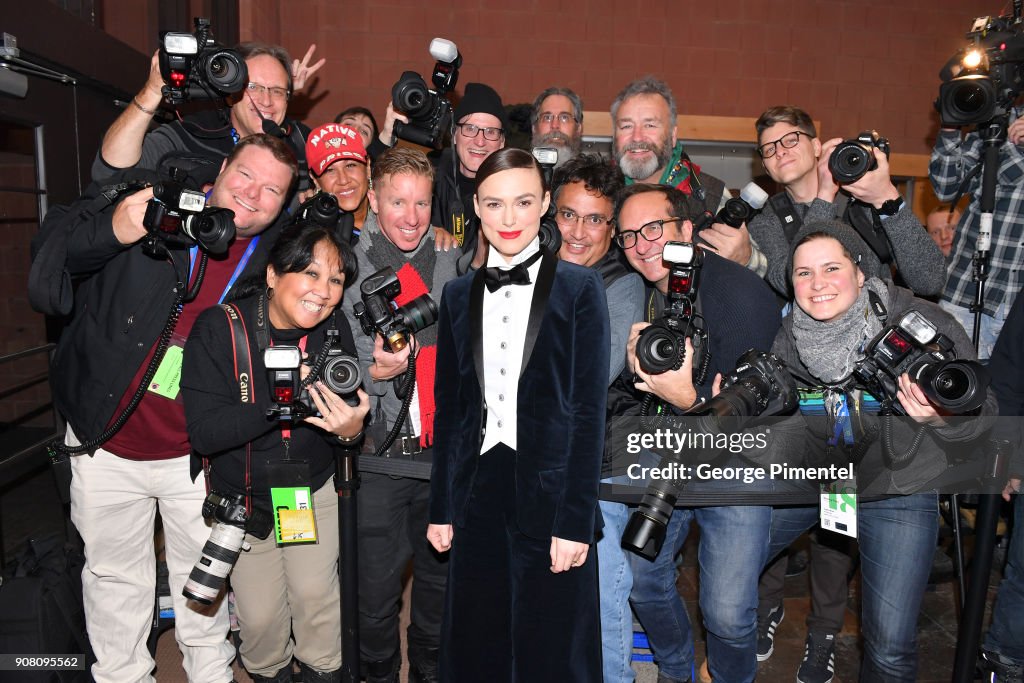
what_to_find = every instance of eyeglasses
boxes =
[539,112,576,126]
[457,123,504,141]
[757,130,814,159]
[614,217,684,249]
[555,208,612,229]
[246,82,290,102]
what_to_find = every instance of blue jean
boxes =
[940,300,1010,360]
[768,494,939,683]
[984,493,1024,664]
[597,495,636,683]
[629,503,771,683]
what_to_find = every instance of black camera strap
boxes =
[219,302,256,511]
[768,192,804,243]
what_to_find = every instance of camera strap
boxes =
[768,192,804,243]
[844,201,893,265]
[220,302,256,512]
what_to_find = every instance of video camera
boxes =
[622,350,797,560]
[265,330,362,421]
[634,242,710,378]
[693,182,769,233]
[391,38,462,148]
[828,130,891,184]
[159,18,248,106]
[182,491,273,605]
[141,172,235,257]
[853,309,990,415]
[938,10,1024,126]
[353,267,438,353]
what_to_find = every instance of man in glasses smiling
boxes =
[609,183,780,683]
[748,105,944,297]
[430,82,507,269]
[92,41,318,200]
[531,86,584,168]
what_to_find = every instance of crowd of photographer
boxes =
[23,11,1024,683]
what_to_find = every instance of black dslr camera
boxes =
[622,350,797,561]
[853,309,989,415]
[635,242,709,378]
[182,491,273,605]
[159,18,248,105]
[828,130,891,184]
[938,12,1024,126]
[391,38,462,148]
[693,182,769,232]
[265,330,362,421]
[142,173,235,257]
[353,267,438,353]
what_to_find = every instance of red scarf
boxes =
[394,262,436,447]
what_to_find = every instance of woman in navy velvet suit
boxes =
[426,148,610,682]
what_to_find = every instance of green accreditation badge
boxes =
[271,486,317,544]
[148,344,184,400]
[820,476,857,538]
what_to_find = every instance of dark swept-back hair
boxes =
[613,183,703,227]
[229,224,357,303]
[754,105,817,140]
[552,153,624,204]
[334,106,380,140]
[474,147,548,194]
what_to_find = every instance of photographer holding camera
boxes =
[340,148,459,683]
[612,184,780,683]
[93,37,316,193]
[28,134,297,682]
[763,219,996,682]
[181,221,369,683]
[748,106,945,299]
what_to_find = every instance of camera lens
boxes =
[323,355,362,396]
[184,209,236,255]
[828,141,875,184]
[636,324,684,375]
[392,71,436,121]
[396,294,439,335]
[203,50,248,95]
[915,359,989,413]
[622,485,678,560]
[304,193,340,227]
[182,522,246,605]
[938,76,998,127]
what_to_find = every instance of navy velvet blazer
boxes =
[428,251,610,543]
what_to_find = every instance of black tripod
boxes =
[950,115,1010,683]
[335,448,360,683]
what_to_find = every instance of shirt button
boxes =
[497,420,503,428]
[502,315,509,323]
[498,394,504,401]
[505,291,511,298]
[500,342,507,350]
[500,368,506,376]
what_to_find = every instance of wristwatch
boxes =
[877,196,905,219]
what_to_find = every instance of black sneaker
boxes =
[980,649,1024,682]
[797,630,836,683]
[756,603,785,662]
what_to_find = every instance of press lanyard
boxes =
[189,235,260,305]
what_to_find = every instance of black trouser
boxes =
[356,470,448,665]
[440,444,601,682]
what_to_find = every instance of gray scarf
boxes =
[791,277,888,384]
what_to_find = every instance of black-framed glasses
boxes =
[555,208,612,229]
[757,130,814,159]
[457,123,504,141]
[539,112,576,126]
[246,81,290,101]
[614,217,684,249]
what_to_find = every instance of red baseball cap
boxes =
[306,123,369,176]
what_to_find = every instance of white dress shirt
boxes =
[480,238,542,453]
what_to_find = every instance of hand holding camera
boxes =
[111,187,155,245]
[302,380,369,440]
[628,328,700,410]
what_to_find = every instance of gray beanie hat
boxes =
[786,219,881,283]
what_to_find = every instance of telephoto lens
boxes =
[635,323,685,375]
[182,522,247,605]
[396,294,439,336]
[912,359,989,414]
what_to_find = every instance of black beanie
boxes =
[787,219,882,281]
[454,82,508,131]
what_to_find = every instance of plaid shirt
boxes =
[930,116,1024,316]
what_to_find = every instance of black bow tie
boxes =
[483,251,543,293]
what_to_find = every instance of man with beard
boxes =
[531,87,584,168]
[611,77,766,277]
